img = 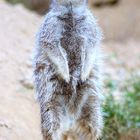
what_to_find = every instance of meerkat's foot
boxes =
[73,121,101,140]
[62,135,75,140]
[61,131,78,140]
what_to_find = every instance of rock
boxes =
[26,0,50,14]
[19,59,34,89]
[92,0,119,6]
[6,0,50,14]
[19,73,34,89]
[0,119,12,130]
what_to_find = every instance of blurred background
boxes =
[0,0,140,140]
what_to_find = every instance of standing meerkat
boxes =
[33,0,103,139]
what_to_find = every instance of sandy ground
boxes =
[93,0,140,41]
[0,1,42,140]
[0,0,140,140]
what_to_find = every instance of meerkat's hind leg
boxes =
[76,122,99,140]
[74,104,102,140]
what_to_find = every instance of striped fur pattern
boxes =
[33,1,103,140]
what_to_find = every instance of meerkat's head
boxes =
[50,0,88,7]
[48,0,89,16]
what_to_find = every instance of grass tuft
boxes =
[102,75,140,140]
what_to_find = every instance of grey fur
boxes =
[33,1,103,140]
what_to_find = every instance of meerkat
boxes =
[33,0,103,140]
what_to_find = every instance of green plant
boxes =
[102,76,140,140]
